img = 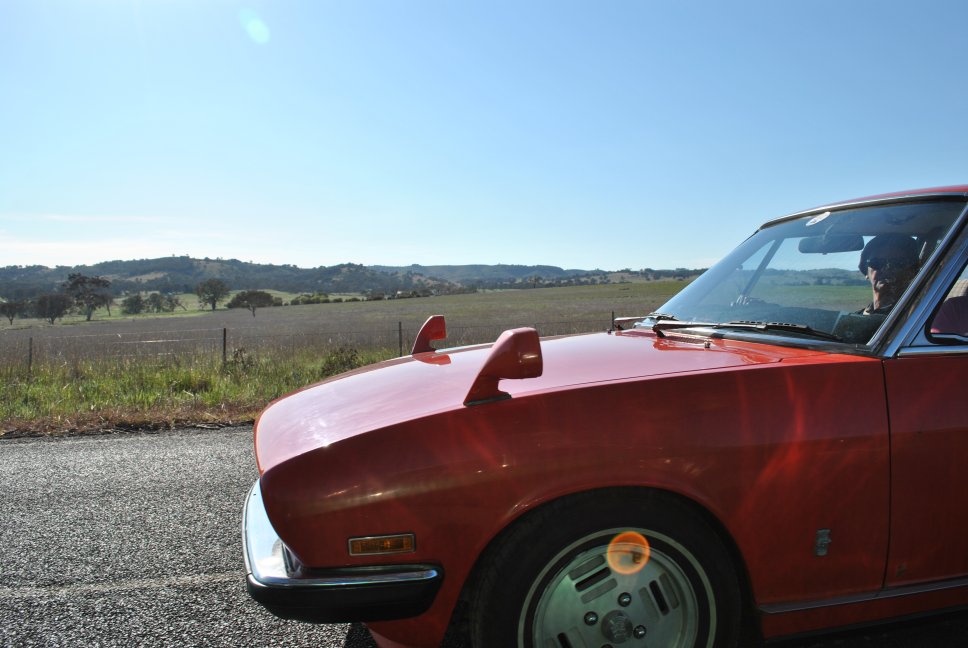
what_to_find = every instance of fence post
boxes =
[398,321,403,357]
[611,311,615,331]
[28,337,33,374]
[222,328,227,364]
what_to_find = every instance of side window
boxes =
[928,262,968,339]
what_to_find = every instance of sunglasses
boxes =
[865,257,916,271]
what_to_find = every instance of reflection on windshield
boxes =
[643,200,965,345]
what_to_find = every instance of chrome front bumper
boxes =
[242,480,443,622]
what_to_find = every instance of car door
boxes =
[884,258,968,587]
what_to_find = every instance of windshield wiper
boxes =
[621,312,682,333]
[652,319,844,342]
[652,319,718,337]
[713,320,844,342]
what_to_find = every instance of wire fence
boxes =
[2,318,616,372]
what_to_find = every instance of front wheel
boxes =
[469,490,741,648]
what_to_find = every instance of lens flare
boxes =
[607,531,651,575]
[239,9,271,45]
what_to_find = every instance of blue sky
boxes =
[2,1,967,271]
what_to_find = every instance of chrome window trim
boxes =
[898,345,968,358]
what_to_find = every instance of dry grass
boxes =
[0,282,688,436]
[0,347,394,438]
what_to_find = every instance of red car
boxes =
[244,186,968,648]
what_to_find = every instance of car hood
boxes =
[254,330,823,473]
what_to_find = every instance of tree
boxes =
[164,294,186,312]
[290,293,329,305]
[146,292,165,313]
[195,279,230,311]
[0,300,25,325]
[34,293,74,324]
[227,290,275,316]
[120,294,146,315]
[63,273,113,321]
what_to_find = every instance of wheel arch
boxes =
[452,485,761,643]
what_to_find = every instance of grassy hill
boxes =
[370,263,600,285]
[0,258,454,299]
[0,257,631,300]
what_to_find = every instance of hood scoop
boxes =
[464,327,543,406]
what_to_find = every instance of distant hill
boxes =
[370,264,598,284]
[0,257,605,300]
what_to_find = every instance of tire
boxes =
[468,489,741,648]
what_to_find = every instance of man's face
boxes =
[866,245,917,302]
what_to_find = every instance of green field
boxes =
[0,282,685,346]
[0,282,688,436]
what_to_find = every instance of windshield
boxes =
[645,199,966,345]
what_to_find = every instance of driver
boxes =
[858,234,920,315]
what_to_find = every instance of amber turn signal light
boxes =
[348,533,416,556]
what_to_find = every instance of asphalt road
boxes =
[1,426,967,647]
[0,427,376,648]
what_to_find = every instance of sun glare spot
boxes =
[239,8,271,45]
[607,531,651,575]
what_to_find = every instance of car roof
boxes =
[821,185,968,207]
[767,185,968,228]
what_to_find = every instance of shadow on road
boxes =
[343,609,968,648]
